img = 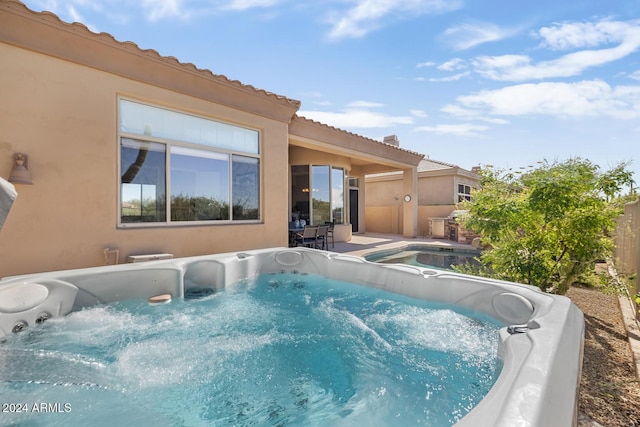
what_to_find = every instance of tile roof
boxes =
[2,0,423,162]
[417,157,459,172]
[2,0,301,110]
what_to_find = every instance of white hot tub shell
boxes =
[0,247,584,427]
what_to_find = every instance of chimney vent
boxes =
[383,135,399,146]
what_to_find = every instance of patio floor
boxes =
[329,232,476,258]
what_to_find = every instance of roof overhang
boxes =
[289,116,423,175]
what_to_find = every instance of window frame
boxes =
[457,183,473,203]
[117,97,262,228]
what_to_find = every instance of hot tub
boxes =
[0,247,584,426]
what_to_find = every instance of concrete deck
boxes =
[330,232,475,257]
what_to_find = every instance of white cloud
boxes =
[299,103,414,129]
[142,0,189,22]
[423,58,469,83]
[411,109,428,118]
[43,0,283,24]
[483,117,510,125]
[348,100,384,108]
[437,58,466,71]
[67,5,84,23]
[451,80,640,119]
[473,19,640,81]
[429,71,470,82]
[225,0,282,11]
[299,91,332,106]
[414,123,489,137]
[538,19,633,50]
[326,0,463,41]
[628,70,640,81]
[441,104,509,124]
[440,104,475,117]
[29,0,105,29]
[443,22,517,51]
[417,61,436,68]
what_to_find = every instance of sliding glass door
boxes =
[291,165,346,225]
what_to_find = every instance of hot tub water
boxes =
[0,272,502,426]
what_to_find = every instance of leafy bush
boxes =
[460,158,634,294]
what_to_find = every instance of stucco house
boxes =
[0,0,423,277]
[365,140,481,241]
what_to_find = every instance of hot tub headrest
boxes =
[0,279,78,337]
[492,292,535,325]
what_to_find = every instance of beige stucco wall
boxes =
[0,43,290,276]
[418,175,454,205]
[365,178,404,207]
[364,173,424,237]
[365,174,462,235]
[364,178,409,235]
[366,173,467,207]
[364,205,458,237]
[365,206,402,234]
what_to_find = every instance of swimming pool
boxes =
[0,248,584,426]
[365,245,480,271]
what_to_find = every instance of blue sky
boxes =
[22,0,640,184]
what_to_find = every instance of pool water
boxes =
[0,272,502,426]
[365,246,481,271]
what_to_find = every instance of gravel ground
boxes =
[567,287,640,426]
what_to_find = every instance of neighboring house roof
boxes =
[417,157,458,172]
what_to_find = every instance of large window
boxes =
[121,139,167,222]
[291,165,345,225]
[119,99,260,225]
[170,147,229,221]
[232,156,260,220]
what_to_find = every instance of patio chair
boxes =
[316,225,329,250]
[324,221,335,249]
[288,221,299,247]
[294,225,318,248]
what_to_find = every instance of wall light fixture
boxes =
[8,153,33,185]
